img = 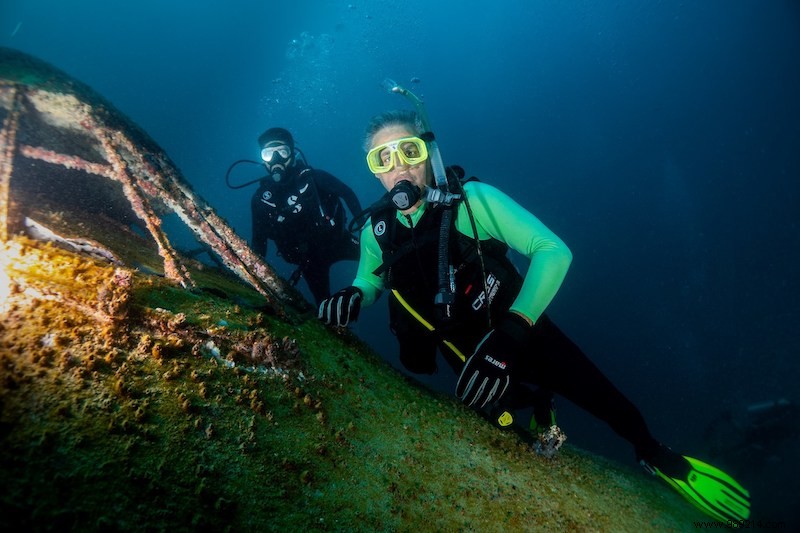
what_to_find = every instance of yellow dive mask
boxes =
[366,136,428,174]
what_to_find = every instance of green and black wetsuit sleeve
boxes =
[453,181,572,325]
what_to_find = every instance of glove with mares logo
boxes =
[318,286,362,327]
[455,312,532,409]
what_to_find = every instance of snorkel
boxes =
[381,78,462,320]
[382,78,495,332]
[381,79,460,206]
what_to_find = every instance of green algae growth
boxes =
[0,237,705,531]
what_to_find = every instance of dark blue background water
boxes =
[3,0,798,523]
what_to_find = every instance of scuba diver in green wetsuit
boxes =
[317,84,751,524]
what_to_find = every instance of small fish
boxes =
[11,22,22,38]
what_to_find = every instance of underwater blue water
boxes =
[2,0,798,522]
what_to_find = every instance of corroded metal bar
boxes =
[111,133,298,309]
[92,124,195,290]
[18,145,116,180]
[0,84,22,242]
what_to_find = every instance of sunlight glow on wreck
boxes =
[0,240,32,313]
[0,244,11,312]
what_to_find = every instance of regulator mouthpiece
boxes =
[390,180,420,210]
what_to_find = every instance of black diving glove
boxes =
[318,286,362,327]
[455,312,532,409]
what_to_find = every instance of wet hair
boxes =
[363,110,425,151]
[257,127,294,150]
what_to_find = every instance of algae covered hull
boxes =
[0,48,700,530]
[0,237,699,530]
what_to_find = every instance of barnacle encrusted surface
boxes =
[0,237,700,531]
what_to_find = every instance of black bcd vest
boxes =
[371,202,523,374]
[257,167,344,263]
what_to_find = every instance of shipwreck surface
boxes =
[0,47,703,530]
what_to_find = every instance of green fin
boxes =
[651,454,751,523]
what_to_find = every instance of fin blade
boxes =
[655,456,751,522]
[685,456,750,498]
[656,473,728,522]
[684,456,751,521]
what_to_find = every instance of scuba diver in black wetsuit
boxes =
[249,127,362,305]
[316,80,752,525]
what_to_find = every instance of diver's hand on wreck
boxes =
[318,286,362,327]
[456,312,532,408]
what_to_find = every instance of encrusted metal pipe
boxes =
[0,84,22,242]
[0,47,305,316]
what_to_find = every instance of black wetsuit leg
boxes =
[517,314,658,457]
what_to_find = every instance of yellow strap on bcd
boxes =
[390,289,467,362]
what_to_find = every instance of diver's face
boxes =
[369,125,431,209]
[262,141,293,182]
